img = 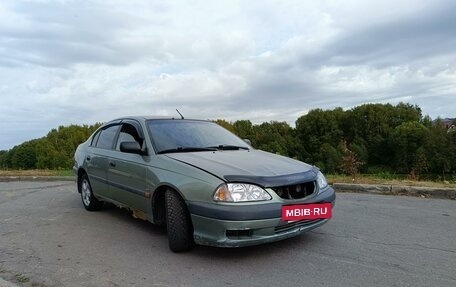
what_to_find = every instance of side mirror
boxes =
[120,141,145,155]
[243,139,252,146]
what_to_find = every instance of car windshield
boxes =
[147,119,250,154]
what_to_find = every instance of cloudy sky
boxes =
[1,0,455,150]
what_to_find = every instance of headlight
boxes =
[316,170,328,190]
[213,183,272,202]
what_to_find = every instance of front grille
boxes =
[274,219,324,234]
[271,181,316,199]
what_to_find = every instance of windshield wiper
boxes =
[157,146,217,154]
[208,145,250,151]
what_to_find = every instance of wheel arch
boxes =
[152,184,189,225]
[76,168,88,193]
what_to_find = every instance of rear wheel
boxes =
[79,173,103,211]
[165,189,194,252]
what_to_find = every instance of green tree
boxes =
[214,119,235,133]
[0,150,10,168]
[390,121,429,175]
[317,143,341,173]
[425,119,453,179]
[10,140,39,169]
[254,121,299,157]
[295,107,345,163]
[233,120,255,144]
[344,103,422,167]
[349,139,368,172]
[414,147,429,176]
[1,123,100,170]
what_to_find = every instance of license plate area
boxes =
[281,203,332,221]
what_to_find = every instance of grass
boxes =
[0,267,47,287]
[0,169,73,177]
[15,273,30,283]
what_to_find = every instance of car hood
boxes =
[165,149,317,187]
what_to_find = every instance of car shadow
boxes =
[191,233,319,260]
[97,202,323,259]
[100,202,167,235]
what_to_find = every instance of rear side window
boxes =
[90,131,101,146]
[96,125,119,149]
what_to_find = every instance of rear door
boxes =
[86,124,120,199]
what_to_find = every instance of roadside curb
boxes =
[1,176,455,200]
[0,176,75,182]
[333,183,456,200]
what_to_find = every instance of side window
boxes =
[96,125,119,150]
[116,123,141,151]
[90,130,101,146]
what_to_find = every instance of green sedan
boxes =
[73,117,335,252]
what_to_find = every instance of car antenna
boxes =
[176,109,184,119]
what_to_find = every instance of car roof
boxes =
[107,116,210,124]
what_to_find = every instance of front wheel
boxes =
[79,173,103,211]
[165,189,194,252]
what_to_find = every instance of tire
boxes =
[165,189,194,252]
[79,173,103,211]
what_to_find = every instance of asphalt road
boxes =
[0,181,455,287]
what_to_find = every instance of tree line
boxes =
[0,124,101,170]
[1,103,455,179]
[217,102,455,179]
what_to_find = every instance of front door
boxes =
[107,122,148,213]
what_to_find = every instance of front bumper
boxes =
[188,186,335,247]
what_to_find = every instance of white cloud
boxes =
[1,0,456,150]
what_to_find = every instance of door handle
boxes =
[109,161,116,167]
